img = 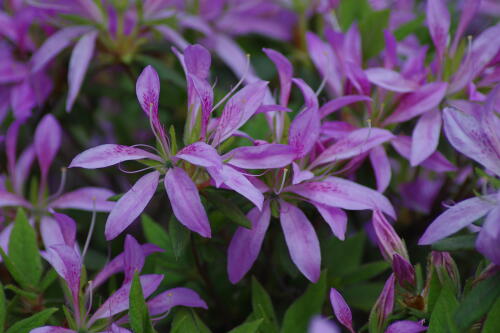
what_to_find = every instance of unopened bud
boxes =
[372,210,409,262]
[392,253,416,288]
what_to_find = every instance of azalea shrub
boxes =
[0,0,499,332]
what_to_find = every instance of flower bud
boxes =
[372,210,409,262]
[392,253,416,288]
[369,274,395,331]
[430,251,461,292]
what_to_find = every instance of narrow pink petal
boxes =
[279,201,321,282]
[292,162,314,185]
[426,0,450,59]
[66,30,97,111]
[189,74,214,139]
[49,187,115,212]
[385,320,427,333]
[383,82,448,124]
[419,194,497,245]
[319,95,372,118]
[89,274,163,324]
[450,0,481,55]
[13,145,35,195]
[443,107,500,176]
[313,204,347,240]
[10,80,35,119]
[184,44,211,79]
[69,144,162,169]
[35,114,62,179]
[411,109,442,166]
[227,202,271,283]
[148,287,208,316]
[105,171,159,240]
[369,146,391,192]
[365,68,419,92]
[391,135,456,172]
[476,207,500,265]
[287,177,396,218]
[330,288,354,333]
[0,190,32,208]
[384,30,397,69]
[53,213,77,247]
[224,144,296,169]
[308,316,340,333]
[40,217,66,249]
[263,48,293,106]
[31,327,75,333]
[289,79,320,158]
[321,121,357,140]
[176,142,222,170]
[92,244,163,289]
[311,128,394,167]
[164,167,211,238]
[31,26,92,72]
[44,244,81,305]
[136,65,160,116]
[214,81,268,143]
[124,234,145,283]
[207,165,264,210]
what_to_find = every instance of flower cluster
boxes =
[0,0,499,332]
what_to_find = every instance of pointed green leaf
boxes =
[204,191,252,229]
[129,271,155,333]
[281,270,327,333]
[428,283,459,333]
[142,214,170,250]
[453,273,500,331]
[5,308,57,333]
[483,296,500,332]
[228,319,263,333]
[431,235,476,251]
[359,9,391,60]
[8,209,42,286]
[0,248,29,289]
[171,308,211,333]
[252,277,279,333]
[169,215,190,259]
[0,283,5,333]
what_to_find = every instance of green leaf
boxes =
[204,191,252,229]
[8,209,42,286]
[483,296,500,332]
[336,0,371,31]
[475,167,500,189]
[324,232,365,277]
[426,270,442,314]
[359,9,391,61]
[5,308,57,333]
[171,308,211,333]
[431,235,476,251]
[0,248,29,289]
[393,15,425,41]
[251,277,279,333]
[340,261,390,285]
[129,272,155,333]
[428,283,459,333]
[169,215,190,259]
[0,283,5,333]
[342,282,384,312]
[4,285,37,300]
[142,214,170,250]
[228,319,263,333]
[453,274,500,331]
[62,305,77,331]
[281,270,327,333]
[40,269,59,291]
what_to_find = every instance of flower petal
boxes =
[263,48,293,106]
[383,82,448,124]
[136,65,160,116]
[31,26,92,72]
[31,327,75,333]
[419,195,497,245]
[66,30,97,111]
[227,202,271,283]
[330,288,354,333]
[365,68,419,92]
[292,162,314,185]
[148,287,208,316]
[369,146,391,192]
[426,0,450,59]
[313,204,347,240]
[165,167,211,238]
[124,235,145,283]
[476,206,500,266]
[0,190,31,208]
[40,217,66,249]
[105,171,159,240]
[69,144,162,169]
[176,142,222,170]
[224,144,296,169]
[89,274,163,324]
[319,95,372,118]
[50,187,115,212]
[443,107,500,176]
[386,320,427,333]
[308,316,340,333]
[208,165,264,210]
[311,128,394,167]
[287,177,395,218]
[184,44,211,79]
[35,114,62,179]
[53,213,77,247]
[411,109,442,166]
[279,201,321,282]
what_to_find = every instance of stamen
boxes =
[82,199,97,260]
[118,164,156,174]
[148,104,170,158]
[131,143,162,155]
[276,168,289,194]
[86,280,93,320]
[210,54,251,113]
[48,167,67,202]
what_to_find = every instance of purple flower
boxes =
[372,210,409,262]
[330,288,355,333]
[385,320,427,333]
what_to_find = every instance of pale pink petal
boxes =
[330,288,354,333]
[411,109,442,166]
[123,234,145,283]
[176,142,222,170]
[319,95,372,118]
[292,162,314,185]
[224,144,296,169]
[313,203,347,240]
[365,67,418,92]
[34,114,62,179]
[105,171,159,240]
[263,48,293,106]
[49,187,115,212]
[426,0,450,59]
[148,287,208,316]
[0,190,31,208]
[369,146,391,192]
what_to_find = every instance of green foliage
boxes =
[428,283,459,333]
[228,319,263,333]
[171,309,211,333]
[251,277,279,333]
[482,296,500,332]
[129,272,156,333]
[281,271,327,333]
[5,308,57,333]
[169,215,191,259]
[359,9,391,61]
[8,209,42,287]
[0,283,5,333]
[432,235,476,251]
[204,190,252,229]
